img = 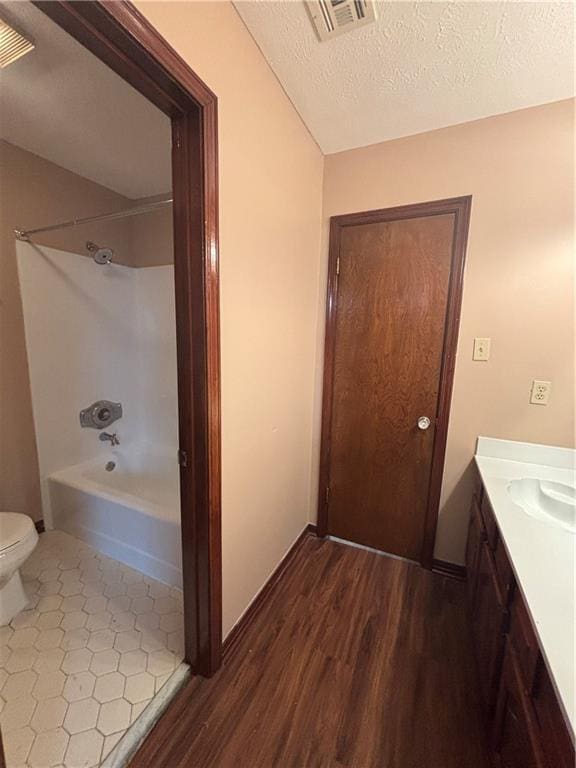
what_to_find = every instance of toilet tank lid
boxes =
[0,513,35,551]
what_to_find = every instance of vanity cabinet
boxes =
[465,493,484,604]
[492,640,546,768]
[467,490,509,713]
[472,533,507,711]
[531,657,575,768]
[465,473,575,768]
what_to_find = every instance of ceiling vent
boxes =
[306,0,377,42]
[0,12,34,69]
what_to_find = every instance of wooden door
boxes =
[318,198,471,563]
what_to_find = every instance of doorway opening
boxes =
[33,0,222,679]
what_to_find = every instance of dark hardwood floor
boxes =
[130,535,491,768]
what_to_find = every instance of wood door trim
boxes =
[35,0,222,676]
[317,196,472,569]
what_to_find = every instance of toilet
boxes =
[0,512,39,626]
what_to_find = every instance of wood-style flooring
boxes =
[130,535,491,768]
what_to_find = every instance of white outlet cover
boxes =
[530,380,552,405]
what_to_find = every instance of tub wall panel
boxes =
[17,242,179,531]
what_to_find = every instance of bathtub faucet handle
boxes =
[99,432,120,446]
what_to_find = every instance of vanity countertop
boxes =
[475,437,575,736]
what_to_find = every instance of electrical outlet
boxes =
[530,380,551,405]
[473,337,491,361]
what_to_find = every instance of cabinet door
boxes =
[473,540,506,711]
[493,644,546,768]
[508,588,540,694]
[466,494,484,607]
[531,657,575,768]
[481,493,499,550]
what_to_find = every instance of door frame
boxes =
[35,0,222,676]
[317,196,472,569]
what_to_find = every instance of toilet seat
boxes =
[0,512,35,554]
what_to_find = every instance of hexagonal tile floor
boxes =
[0,530,184,767]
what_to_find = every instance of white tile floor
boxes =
[0,530,184,768]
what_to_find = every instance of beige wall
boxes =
[130,197,173,268]
[0,140,173,524]
[135,2,324,635]
[318,99,575,564]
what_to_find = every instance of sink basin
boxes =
[508,478,576,533]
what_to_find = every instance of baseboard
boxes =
[432,558,466,581]
[222,523,317,661]
[35,519,45,534]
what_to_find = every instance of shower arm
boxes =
[14,197,173,242]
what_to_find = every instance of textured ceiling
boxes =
[235,1,575,154]
[0,2,171,198]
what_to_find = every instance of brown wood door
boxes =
[319,198,471,563]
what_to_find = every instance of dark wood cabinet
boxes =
[531,657,575,768]
[465,494,484,605]
[480,492,499,550]
[465,469,575,768]
[492,642,546,768]
[472,539,507,711]
[508,584,540,692]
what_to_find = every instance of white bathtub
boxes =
[48,445,182,587]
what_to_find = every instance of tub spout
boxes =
[99,432,120,446]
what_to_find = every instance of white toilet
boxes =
[0,512,39,626]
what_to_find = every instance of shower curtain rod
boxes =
[14,197,173,242]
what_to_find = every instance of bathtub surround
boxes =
[16,243,179,575]
[0,141,128,528]
[135,266,179,449]
[317,99,575,565]
[0,140,174,528]
[0,530,184,768]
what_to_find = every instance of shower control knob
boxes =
[79,400,122,430]
[417,416,431,431]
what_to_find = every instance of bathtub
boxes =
[48,445,182,587]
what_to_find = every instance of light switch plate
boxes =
[473,337,491,361]
[530,380,551,405]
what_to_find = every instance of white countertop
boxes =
[475,437,575,737]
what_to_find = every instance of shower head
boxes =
[86,241,113,264]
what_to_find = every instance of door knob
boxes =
[417,416,431,430]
